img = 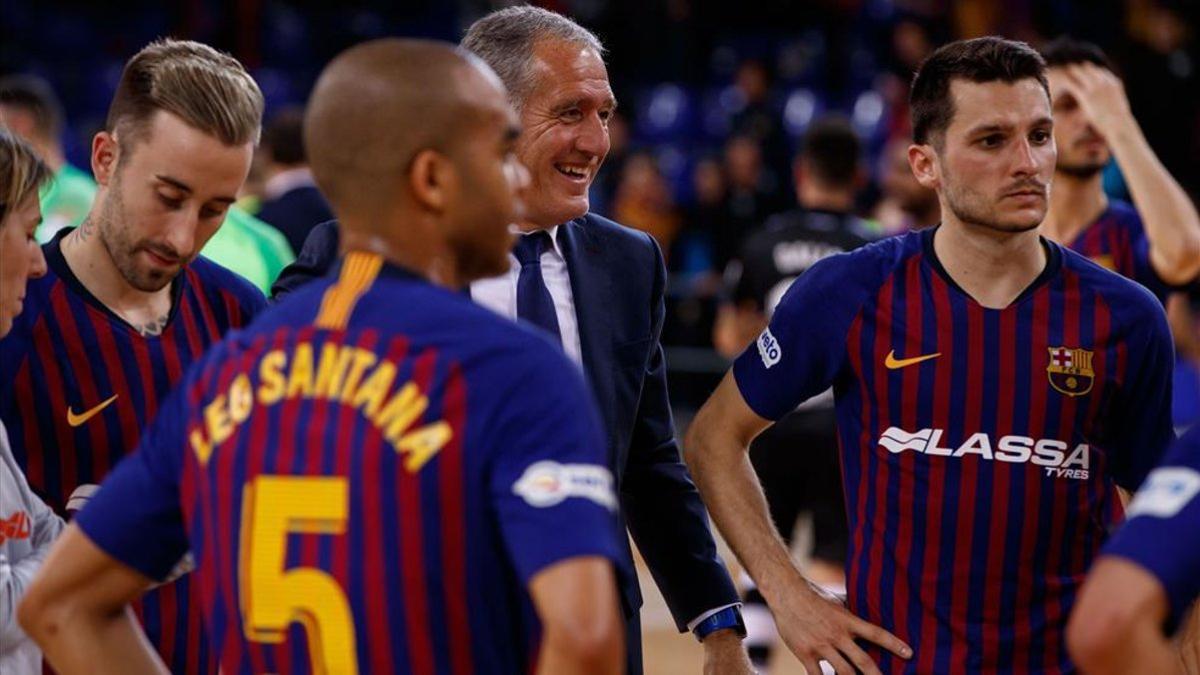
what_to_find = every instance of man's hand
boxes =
[702,629,755,675]
[1058,63,1136,141]
[1056,61,1200,284]
[765,572,911,675]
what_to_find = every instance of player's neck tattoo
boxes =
[72,214,99,244]
[135,314,170,337]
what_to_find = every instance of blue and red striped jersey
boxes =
[734,228,1175,674]
[0,229,267,674]
[1067,199,1176,304]
[1102,425,1200,628]
[75,252,624,675]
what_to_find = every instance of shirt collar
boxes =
[511,224,563,258]
[263,166,317,200]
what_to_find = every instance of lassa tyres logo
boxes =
[878,427,1091,480]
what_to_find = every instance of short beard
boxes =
[98,176,178,293]
[944,182,1042,235]
[1056,161,1105,179]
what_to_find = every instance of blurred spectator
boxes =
[880,18,938,143]
[254,106,333,253]
[891,18,936,78]
[612,151,681,256]
[672,156,727,277]
[874,136,939,233]
[1124,0,1200,191]
[720,134,787,270]
[0,75,96,243]
[730,59,791,188]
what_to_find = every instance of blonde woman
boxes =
[0,130,64,674]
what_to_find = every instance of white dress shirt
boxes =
[470,226,584,366]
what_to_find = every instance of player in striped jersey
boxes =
[685,37,1175,674]
[1067,425,1200,674]
[1038,37,1200,303]
[0,39,267,674]
[20,39,626,675]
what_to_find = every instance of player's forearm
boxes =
[535,619,624,675]
[684,422,803,604]
[1107,119,1200,284]
[1070,614,1179,675]
[22,603,168,675]
[536,638,623,675]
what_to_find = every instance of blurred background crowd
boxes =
[3,0,1198,426]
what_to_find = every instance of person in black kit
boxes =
[714,115,876,673]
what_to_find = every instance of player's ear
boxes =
[409,149,452,212]
[92,131,120,188]
[908,142,940,190]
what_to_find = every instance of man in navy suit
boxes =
[272,7,750,674]
[255,107,333,253]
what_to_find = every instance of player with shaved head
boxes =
[20,39,626,675]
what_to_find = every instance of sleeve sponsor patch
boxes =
[513,461,617,511]
[1127,467,1200,519]
[757,328,782,369]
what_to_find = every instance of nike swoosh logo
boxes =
[885,350,941,370]
[66,394,119,427]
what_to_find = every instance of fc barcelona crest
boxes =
[1047,346,1095,397]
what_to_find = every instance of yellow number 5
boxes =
[239,475,359,674]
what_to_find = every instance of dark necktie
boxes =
[513,230,562,345]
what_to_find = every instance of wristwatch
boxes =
[692,605,747,641]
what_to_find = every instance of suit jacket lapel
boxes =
[558,218,617,447]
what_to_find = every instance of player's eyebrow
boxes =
[155,174,193,193]
[965,123,1013,136]
[155,174,237,204]
[966,115,1053,137]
